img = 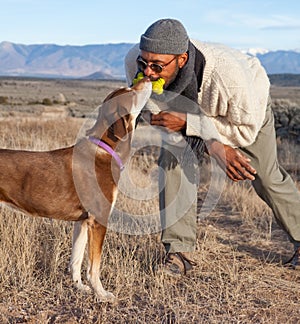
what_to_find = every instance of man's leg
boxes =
[159,160,198,254]
[240,105,300,244]
[158,147,199,276]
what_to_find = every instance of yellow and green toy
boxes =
[132,72,165,95]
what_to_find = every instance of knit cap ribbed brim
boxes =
[139,19,189,54]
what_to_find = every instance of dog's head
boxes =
[86,78,151,148]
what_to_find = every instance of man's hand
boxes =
[150,111,186,132]
[207,140,257,182]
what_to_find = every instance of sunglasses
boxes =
[136,55,177,73]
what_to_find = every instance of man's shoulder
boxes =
[191,39,241,56]
[191,39,259,71]
[125,43,139,59]
[124,44,139,84]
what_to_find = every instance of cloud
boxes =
[203,9,300,32]
[261,25,300,31]
[238,15,300,30]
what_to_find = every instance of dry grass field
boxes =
[0,78,300,323]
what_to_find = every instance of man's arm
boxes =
[150,111,186,132]
[151,111,256,182]
[206,140,256,182]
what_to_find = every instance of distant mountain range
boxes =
[0,41,133,79]
[0,41,300,79]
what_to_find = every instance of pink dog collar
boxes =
[88,136,124,171]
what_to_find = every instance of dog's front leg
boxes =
[69,220,91,292]
[87,217,115,302]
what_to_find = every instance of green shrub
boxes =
[42,98,52,106]
[0,96,8,104]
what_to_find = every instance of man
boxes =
[125,18,300,276]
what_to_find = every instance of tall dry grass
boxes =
[0,112,300,323]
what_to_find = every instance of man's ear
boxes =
[178,52,189,69]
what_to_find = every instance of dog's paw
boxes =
[96,290,115,303]
[104,291,115,302]
[75,282,92,293]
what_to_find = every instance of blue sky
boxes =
[1,0,300,51]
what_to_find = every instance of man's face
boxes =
[138,50,188,88]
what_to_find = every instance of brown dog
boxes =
[0,78,151,302]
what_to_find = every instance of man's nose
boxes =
[143,66,155,77]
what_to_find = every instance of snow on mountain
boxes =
[242,48,269,56]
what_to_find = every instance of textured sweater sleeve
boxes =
[190,40,271,148]
[186,113,221,142]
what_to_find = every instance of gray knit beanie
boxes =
[139,19,189,54]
